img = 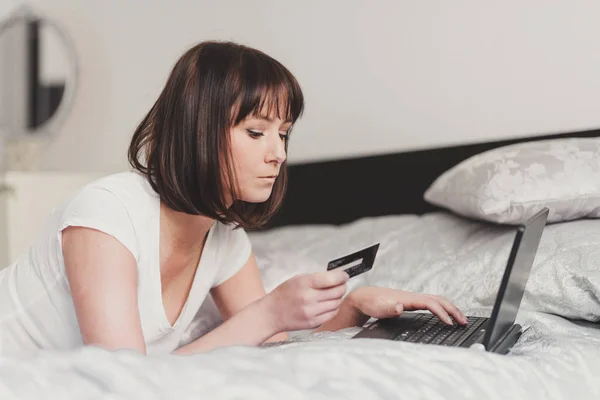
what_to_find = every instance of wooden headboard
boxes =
[264,127,600,229]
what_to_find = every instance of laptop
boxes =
[352,207,549,355]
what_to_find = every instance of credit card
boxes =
[327,243,380,278]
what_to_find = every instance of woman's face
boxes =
[228,114,291,203]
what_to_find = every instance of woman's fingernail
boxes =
[395,304,403,314]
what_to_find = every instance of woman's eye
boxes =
[279,132,289,140]
[247,129,264,138]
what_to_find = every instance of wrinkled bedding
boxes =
[1,212,599,399]
[250,212,600,322]
[1,312,599,399]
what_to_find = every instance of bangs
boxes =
[232,51,304,126]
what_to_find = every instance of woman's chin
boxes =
[240,189,273,203]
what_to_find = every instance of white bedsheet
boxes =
[0,311,598,399]
[0,212,599,399]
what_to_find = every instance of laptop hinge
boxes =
[488,324,523,354]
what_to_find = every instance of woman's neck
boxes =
[159,201,215,255]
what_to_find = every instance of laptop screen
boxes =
[483,208,548,349]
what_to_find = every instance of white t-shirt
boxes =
[0,172,252,356]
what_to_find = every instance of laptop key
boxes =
[418,324,447,344]
[393,314,486,345]
[393,330,414,341]
[449,318,487,346]
[429,325,461,345]
[431,317,488,346]
[391,314,433,341]
[405,318,438,342]
[440,326,469,346]
[455,320,488,347]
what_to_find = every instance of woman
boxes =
[0,41,466,356]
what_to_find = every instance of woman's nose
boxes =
[267,136,286,165]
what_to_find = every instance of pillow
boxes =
[424,137,600,224]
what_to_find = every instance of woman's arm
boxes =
[63,228,284,355]
[209,253,288,343]
[175,268,349,354]
[62,226,147,354]
[173,296,278,355]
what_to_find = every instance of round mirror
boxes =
[0,7,77,140]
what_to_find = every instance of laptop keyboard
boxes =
[392,314,487,346]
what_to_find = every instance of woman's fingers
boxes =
[399,292,467,325]
[313,309,339,327]
[375,301,404,318]
[410,298,453,325]
[314,298,344,316]
[309,270,349,289]
[316,283,348,302]
[431,295,468,325]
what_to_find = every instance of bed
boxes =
[1,128,600,399]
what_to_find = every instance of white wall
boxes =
[2,0,600,173]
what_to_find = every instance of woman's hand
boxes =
[347,286,468,325]
[262,270,350,333]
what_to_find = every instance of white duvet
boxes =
[1,212,599,399]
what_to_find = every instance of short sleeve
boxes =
[212,225,252,287]
[58,187,140,262]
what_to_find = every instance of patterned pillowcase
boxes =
[424,137,600,224]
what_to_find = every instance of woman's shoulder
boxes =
[51,171,157,261]
[69,171,156,206]
[84,171,154,195]
[56,171,158,224]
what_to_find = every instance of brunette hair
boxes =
[128,41,304,229]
